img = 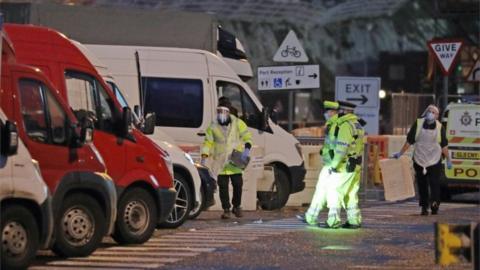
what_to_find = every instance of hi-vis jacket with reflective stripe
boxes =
[329,113,363,172]
[202,115,253,175]
[321,114,339,166]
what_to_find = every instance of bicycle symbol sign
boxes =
[281,46,301,58]
[273,30,308,63]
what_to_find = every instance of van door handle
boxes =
[197,132,206,137]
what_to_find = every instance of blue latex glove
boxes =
[241,148,251,161]
[446,159,453,170]
[392,152,402,159]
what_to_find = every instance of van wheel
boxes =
[160,173,192,228]
[1,204,39,270]
[52,194,105,257]
[113,188,157,245]
[258,167,290,210]
[189,186,205,220]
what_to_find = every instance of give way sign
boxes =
[428,39,463,76]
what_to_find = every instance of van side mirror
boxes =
[269,107,278,125]
[142,112,156,135]
[260,108,270,131]
[121,107,133,137]
[1,121,19,156]
[133,105,142,118]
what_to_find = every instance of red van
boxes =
[5,24,177,244]
[1,31,117,257]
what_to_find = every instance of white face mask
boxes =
[426,112,435,122]
[217,113,229,124]
[324,112,330,121]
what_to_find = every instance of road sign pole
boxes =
[288,90,294,131]
[443,75,448,110]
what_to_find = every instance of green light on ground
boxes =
[321,245,353,250]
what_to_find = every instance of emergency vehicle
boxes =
[442,102,480,198]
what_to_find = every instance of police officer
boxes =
[393,104,450,215]
[336,101,365,228]
[201,98,253,219]
[298,101,340,226]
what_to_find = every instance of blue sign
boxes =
[0,13,3,30]
[273,78,282,88]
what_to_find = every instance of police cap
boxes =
[337,100,356,110]
[323,101,339,110]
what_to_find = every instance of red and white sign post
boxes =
[427,39,463,109]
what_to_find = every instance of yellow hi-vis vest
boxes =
[415,118,442,143]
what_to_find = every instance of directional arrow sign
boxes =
[335,77,380,108]
[466,59,480,82]
[428,39,463,76]
[347,94,368,105]
[257,65,320,90]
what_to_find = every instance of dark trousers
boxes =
[413,161,442,209]
[217,174,243,210]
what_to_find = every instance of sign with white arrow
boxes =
[466,59,480,82]
[335,76,380,108]
[257,65,319,90]
[428,39,463,76]
[273,30,309,63]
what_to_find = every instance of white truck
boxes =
[441,102,480,199]
[86,45,306,209]
[0,18,53,270]
[73,41,216,225]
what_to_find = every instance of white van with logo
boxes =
[85,45,306,209]
[442,102,480,198]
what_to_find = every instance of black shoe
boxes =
[296,214,307,223]
[232,207,243,218]
[421,207,428,216]
[342,222,361,229]
[320,222,340,229]
[431,202,439,215]
[221,209,231,219]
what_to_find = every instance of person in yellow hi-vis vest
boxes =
[297,101,340,226]
[201,98,253,219]
[393,104,450,215]
[336,101,366,229]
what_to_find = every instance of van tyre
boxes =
[52,194,105,257]
[258,167,290,210]
[113,188,157,244]
[160,173,192,228]
[1,205,39,270]
[189,186,205,220]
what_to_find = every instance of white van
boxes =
[74,41,216,225]
[86,45,306,209]
[0,110,53,269]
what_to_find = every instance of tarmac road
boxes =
[30,194,479,270]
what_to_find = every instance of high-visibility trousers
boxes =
[343,168,362,226]
[326,170,356,228]
[305,166,330,225]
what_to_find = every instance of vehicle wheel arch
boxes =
[173,164,196,209]
[269,161,292,191]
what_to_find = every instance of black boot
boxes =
[221,209,231,219]
[421,206,428,216]
[431,202,439,215]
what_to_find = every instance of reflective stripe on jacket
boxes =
[201,115,253,175]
